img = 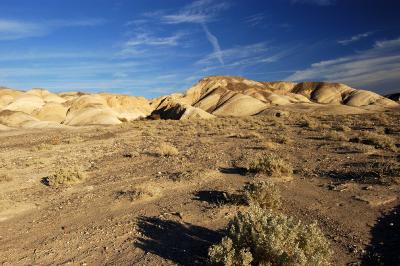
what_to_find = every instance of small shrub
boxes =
[42,167,87,187]
[324,131,349,141]
[274,135,292,144]
[115,188,153,201]
[156,143,179,156]
[244,180,281,210]
[351,131,397,151]
[353,144,376,154]
[209,206,332,266]
[337,125,351,132]
[248,153,293,177]
[300,117,319,129]
[0,174,12,183]
[169,170,202,182]
[373,160,400,185]
[261,140,277,150]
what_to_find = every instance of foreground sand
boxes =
[0,110,399,265]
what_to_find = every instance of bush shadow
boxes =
[135,216,222,265]
[362,205,400,265]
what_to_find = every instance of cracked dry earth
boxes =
[0,110,399,265]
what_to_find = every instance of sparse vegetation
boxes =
[168,169,202,182]
[248,153,293,177]
[337,125,351,132]
[300,117,319,129]
[208,206,332,266]
[0,174,13,183]
[274,135,292,144]
[243,180,281,210]
[351,131,397,151]
[156,142,179,156]
[42,167,87,187]
[324,131,349,141]
[261,140,277,150]
[115,187,154,201]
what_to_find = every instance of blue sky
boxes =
[0,0,399,97]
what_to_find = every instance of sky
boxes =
[0,0,399,97]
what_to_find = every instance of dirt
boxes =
[0,110,399,265]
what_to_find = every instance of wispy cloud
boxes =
[287,37,400,92]
[338,32,373,45]
[116,30,186,59]
[0,50,107,61]
[197,42,269,65]
[291,0,334,6]
[0,18,106,41]
[244,13,266,27]
[0,19,46,40]
[124,32,184,47]
[161,0,230,24]
[201,24,223,64]
[151,0,229,65]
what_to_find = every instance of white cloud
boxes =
[0,18,106,41]
[287,37,400,92]
[124,32,184,47]
[338,32,373,45]
[244,13,266,27]
[162,0,230,24]
[197,42,269,65]
[201,24,223,64]
[153,0,229,65]
[0,19,46,40]
[0,50,106,61]
[291,0,334,6]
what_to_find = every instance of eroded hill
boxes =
[0,76,398,129]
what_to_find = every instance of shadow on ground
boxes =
[219,167,247,175]
[193,190,231,205]
[135,216,222,265]
[362,205,400,265]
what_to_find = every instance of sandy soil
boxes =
[0,110,399,265]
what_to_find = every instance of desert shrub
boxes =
[209,206,332,266]
[42,167,87,187]
[300,117,319,129]
[248,153,293,177]
[324,131,349,141]
[156,142,179,156]
[372,160,400,185]
[351,131,397,151]
[115,187,153,201]
[169,169,202,182]
[0,174,12,183]
[261,140,277,150]
[244,180,281,210]
[32,143,52,151]
[353,144,376,154]
[274,135,291,144]
[337,125,351,132]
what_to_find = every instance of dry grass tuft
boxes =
[337,125,351,132]
[324,131,349,141]
[168,170,202,182]
[274,135,292,144]
[115,187,154,201]
[208,206,332,266]
[261,140,277,150]
[248,153,293,177]
[42,167,87,187]
[156,143,179,156]
[300,117,319,129]
[0,174,13,183]
[243,180,281,210]
[351,131,397,151]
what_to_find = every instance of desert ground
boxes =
[0,106,399,265]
